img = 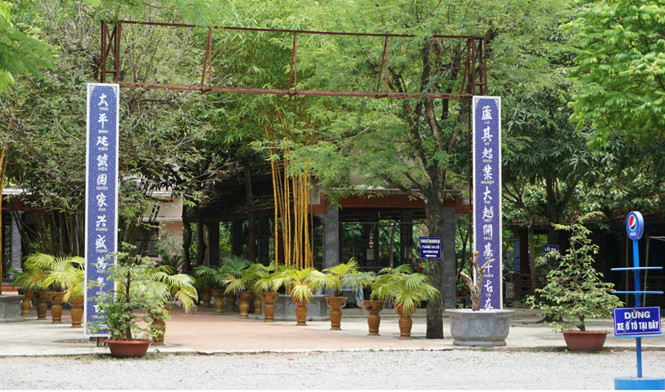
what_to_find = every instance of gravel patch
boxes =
[0,350,661,390]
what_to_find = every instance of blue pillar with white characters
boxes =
[612,211,665,390]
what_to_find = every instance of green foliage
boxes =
[92,250,170,341]
[225,262,274,295]
[11,253,54,291]
[268,265,326,303]
[41,255,86,302]
[321,258,375,297]
[565,0,665,147]
[370,264,440,314]
[526,213,623,332]
[0,0,52,91]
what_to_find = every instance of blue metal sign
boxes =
[542,244,560,253]
[419,237,441,260]
[626,211,644,241]
[613,307,661,337]
[85,83,119,336]
[473,96,502,310]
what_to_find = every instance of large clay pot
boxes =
[68,297,84,328]
[237,291,253,319]
[211,289,224,314]
[253,294,262,315]
[199,288,212,307]
[363,300,384,336]
[151,305,172,345]
[325,296,347,330]
[106,340,151,358]
[292,297,309,326]
[395,304,416,339]
[19,290,33,317]
[50,292,65,324]
[562,330,608,352]
[35,291,50,320]
[226,293,235,312]
[261,292,279,322]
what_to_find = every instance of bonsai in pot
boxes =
[526,214,623,352]
[91,251,169,358]
[446,252,515,346]
[370,264,440,339]
[320,258,375,330]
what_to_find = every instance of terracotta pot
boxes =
[395,304,416,339]
[226,293,235,312]
[363,300,384,336]
[253,294,262,315]
[199,288,212,307]
[20,290,33,317]
[210,289,224,314]
[562,330,608,352]
[325,296,347,330]
[151,305,172,345]
[68,297,84,328]
[106,340,151,358]
[261,292,279,322]
[292,297,309,326]
[50,292,65,324]
[36,291,49,320]
[237,291,253,319]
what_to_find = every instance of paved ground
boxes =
[1,293,665,389]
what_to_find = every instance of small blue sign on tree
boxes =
[419,237,441,260]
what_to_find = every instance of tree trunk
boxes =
[424,198,445,339]
[388,220,397,268]
[528,222,536,294]
[182,204,192,272]
[243,164,257,262]
[196,207,206,266]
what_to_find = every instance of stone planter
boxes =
[446,309,514,346]
[0,295,25,323]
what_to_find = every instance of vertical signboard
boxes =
[85,83,119,335]
[473,96,502,309]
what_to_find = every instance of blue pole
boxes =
[633,238,643,378]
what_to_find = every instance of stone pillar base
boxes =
[0,295,26,323]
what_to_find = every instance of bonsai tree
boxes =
[459,252,493,311]
[526,213,623,332]
[92,251,169,342]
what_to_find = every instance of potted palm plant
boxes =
[319,258,375,330]
[253,264,282,322]
[42,256,85,327]
[224,262,273,318]
[11,254,54,320]
[269,265,326,326]
[370,264,440,339]
[526,214,623,351]
[193,265,227,314]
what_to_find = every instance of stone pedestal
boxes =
[446,308,513,346]
[262,294,329,321]
[0,295,26,323]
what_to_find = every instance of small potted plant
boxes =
[91,251,169,358]
[12,254,54,320]
[252,264,282,322]
[320,258,375,330]
[370,264,439,339]
[526,213,623,352]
